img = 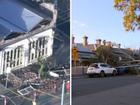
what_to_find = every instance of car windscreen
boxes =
[89,64,98,68]
[100,64,110,67]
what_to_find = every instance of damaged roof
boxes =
[0,0,53,38]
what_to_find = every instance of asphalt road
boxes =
[72,75,140,105]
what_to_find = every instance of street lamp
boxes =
[5,67,11,88]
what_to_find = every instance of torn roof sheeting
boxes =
[0,24,11,36]
[0,0,46,37]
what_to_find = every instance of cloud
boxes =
[73,20,79,24]
[73,19,88,28]
[80,23,87,27]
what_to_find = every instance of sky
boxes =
[72,0,140,49]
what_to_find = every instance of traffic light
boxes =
[72,47,78,61]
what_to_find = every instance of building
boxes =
[72,35,123,64]
[75,43,96,61]
[0,0,57,74]
[72,36,96,64]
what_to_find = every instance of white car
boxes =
[86,63,117,77]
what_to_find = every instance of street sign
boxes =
[72,47,78,61]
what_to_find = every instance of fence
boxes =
[72,66,88,77]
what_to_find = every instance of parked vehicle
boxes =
[116,66,140,75]
[86,63,117,77]
[116,67,129,75]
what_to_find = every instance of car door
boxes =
[100,64,111,74]
[108,65,114,73]
[89,63,99,73]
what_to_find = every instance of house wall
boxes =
[0,29,54,74]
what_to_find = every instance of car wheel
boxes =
[117,70,120,75]
[100,71,105,77]
[112,70,117,76]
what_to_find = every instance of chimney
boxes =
[83,36,88,46]
[72,36,75,44]
[103,40,106,46]
[107,41,112,47]
[118,44,121,48]
[96,39,102,45]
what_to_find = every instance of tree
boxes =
[88,57,100,64]
[38,57,49,80]
[114,0,140,31]
[80,57,100,66]
[108,53,120,66]
[96,46,112,63]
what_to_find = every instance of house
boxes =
[0,0,57,74]
[72,36,96,65]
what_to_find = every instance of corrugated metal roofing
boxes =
[76,43,92,53]
[0,0,44,37]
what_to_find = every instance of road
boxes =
[72,75,140,105]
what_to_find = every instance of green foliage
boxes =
[96,46,122,66]
[80,60,90,66]
[37,57,49,80]
[114,0,140,31]
[80,57,99,66]
[88,57,100,63]
[96,45,111,63]
[108,54,120,66]
[127,67,140,75]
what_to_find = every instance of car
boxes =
[116,67,129,75]
[86,63,117,77]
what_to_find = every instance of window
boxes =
[100,64,110,67]
[90,64,98,68]
[7,51,9,62]
[35,41,38,58]
[3,46,23,72]
[13,49,17,67]
[10,50,13,67]
[28,36,48,62]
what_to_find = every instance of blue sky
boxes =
[72,0,140,49]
